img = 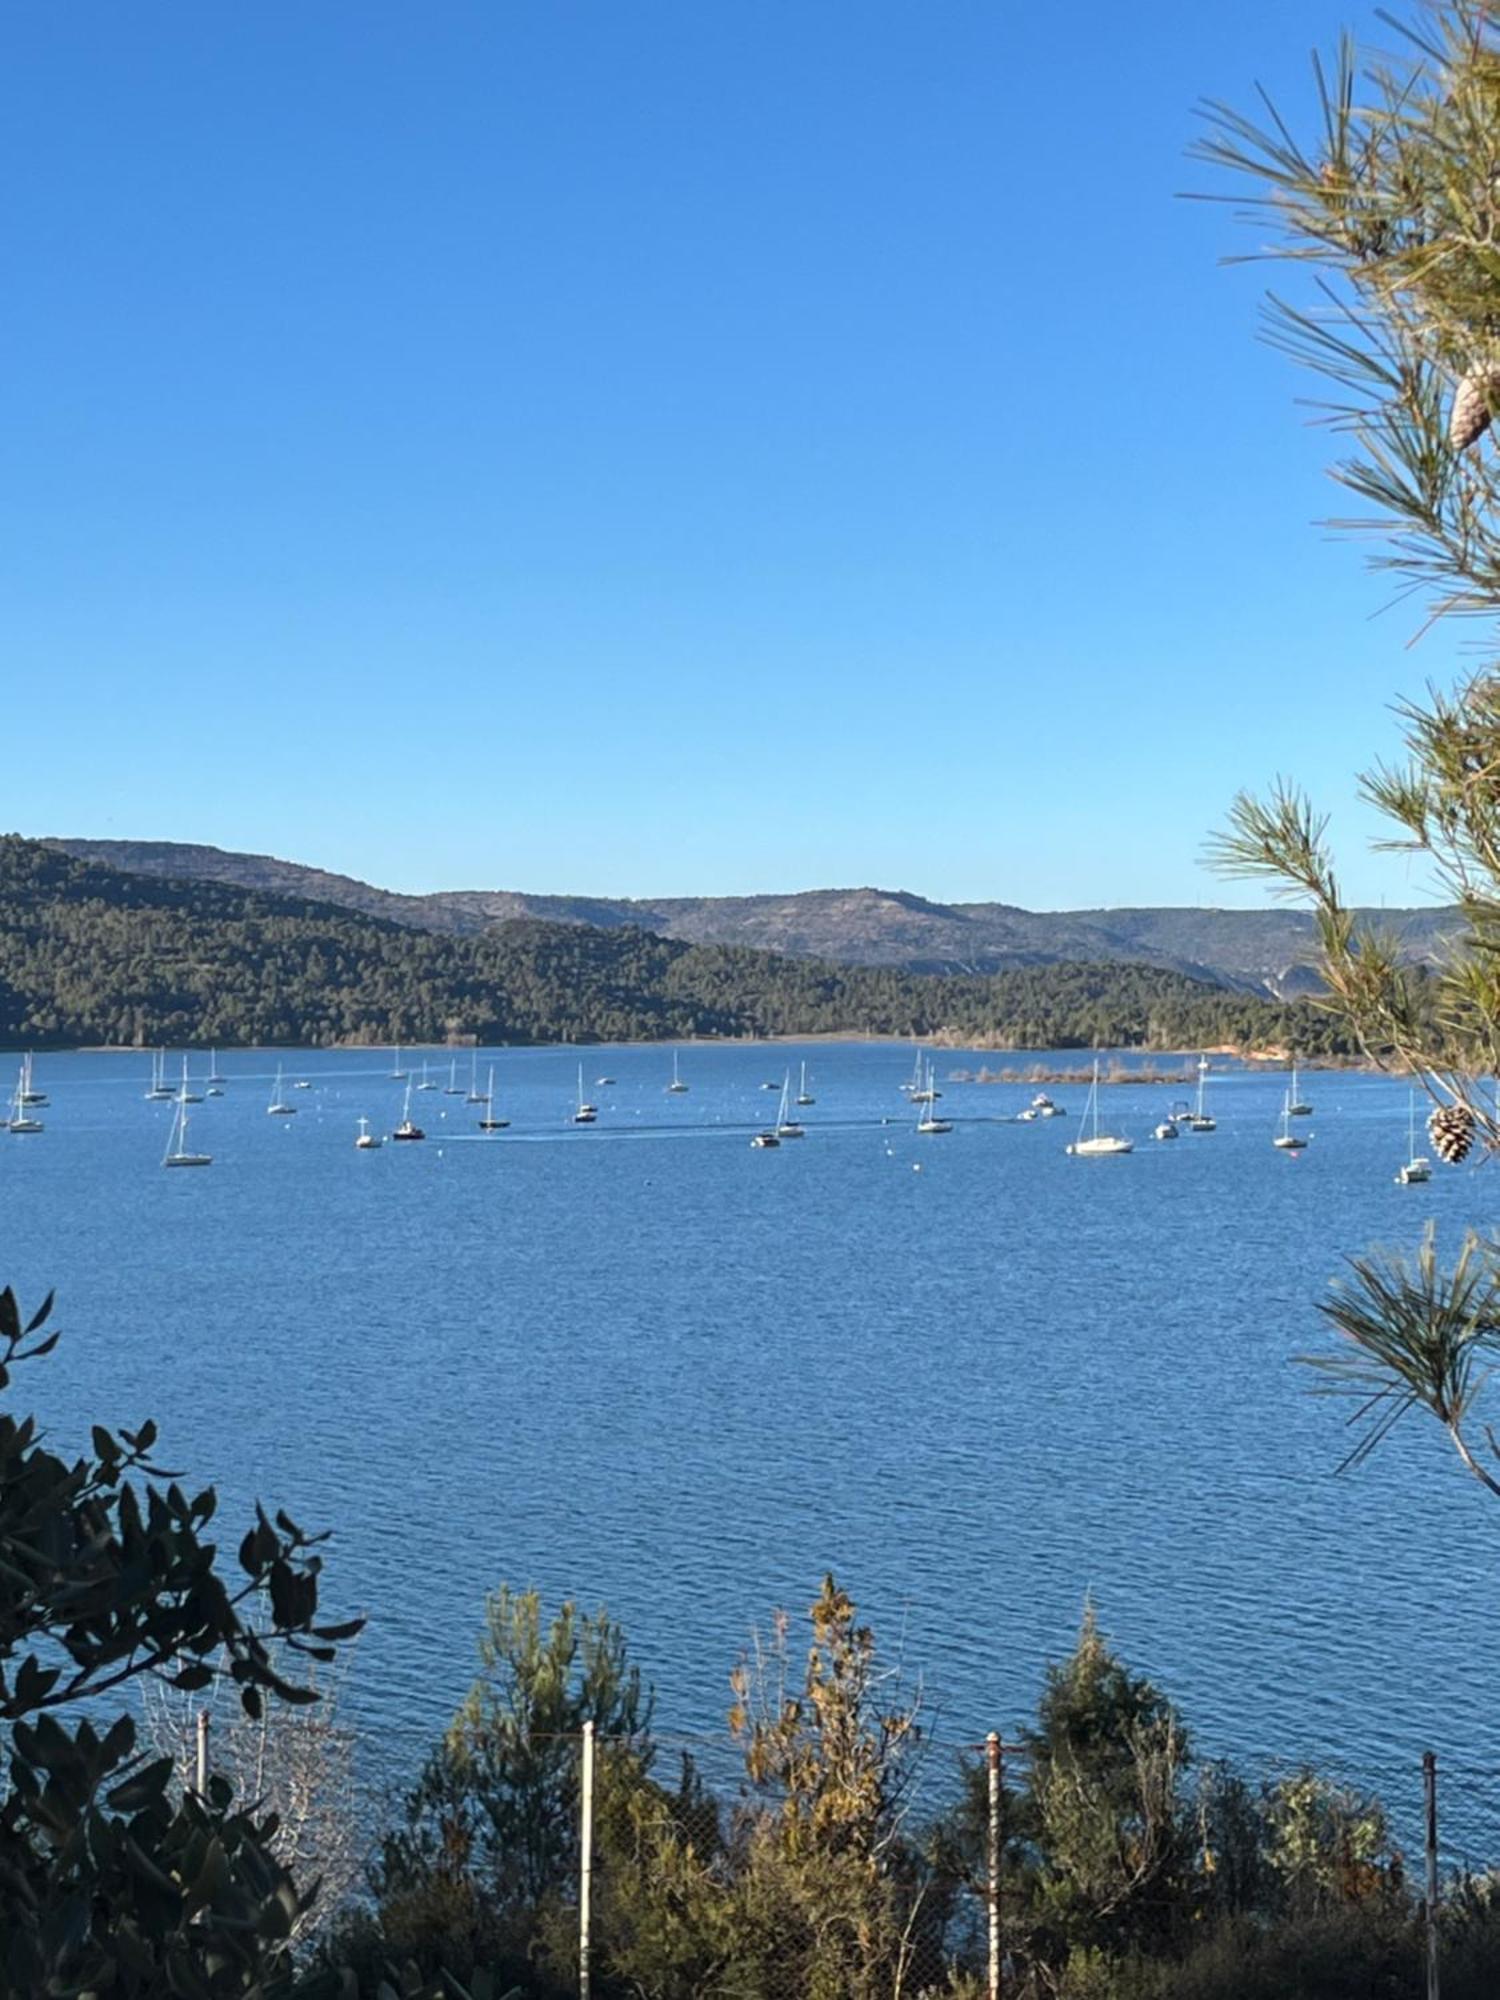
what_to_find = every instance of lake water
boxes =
[3,1043,1498,1856]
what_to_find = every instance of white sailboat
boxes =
[466,1049,486,1103]
[795,1061,815,1106]
[900,1046,925,1096]
[145,1048,173,1100]
[18,1054,47,1106]
[573,1064,598,1124]
[915,1058,953,1134]
[443,1057,464,1096]
[355,1115,382,1150]
[162,1092,211,1167]
[206,1048,226,1088]
[478,1065,509,1131]
[752,1078,783,1146]
[416,1057,437,1091]
[392,1081,425,1140]
[1188,1055,1216,1132]
[267,1065,296,1116]
[776,1071,806,1139]
[8,1065,43,1134]
[177,1054,203,1104]
[666,1050,688,1094]
[1396,1088,1431,1184]
[1287,1059,1312,1117]
[1067,1057,1132,1156]
[1273,1091,1308,1150]
[390,1043,407,1079]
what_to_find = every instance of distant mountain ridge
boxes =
[45,837,1459,996]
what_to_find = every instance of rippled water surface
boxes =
[3,1044,1497,1847]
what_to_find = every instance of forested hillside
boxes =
[0,837,1358,1052]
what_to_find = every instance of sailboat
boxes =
[267,1065,296,1116]
[162,1092,211,1167]
[910,1058,941,1106]
[916,1093,954,1136]
[573,1064,598,1124]
[900,1046,925,1096]
[752,1077,784,1146]
[145,1048,173,1100]
[776,1071,806,1139]
[1396,1088,1431,1184]
[1287,1059,1312,1117]
[1187,1055,1216,1132]
[478,1066,510,1131]
[1067,1057,1132,1156]
[443,1057,464,1096]
[390,1043,407,1079]
[394,1088,428,1136]
[8,1065,43,1134]
[355,1115,382,1151]
[17,1054,47,1106]
[416,1058,437,1092]
[465,1049,486,1103]
[795,1061,815,1106]
[392,1081,425,1141]
[665,1050,688,1094]
[1272,1091,1308,1151]
[177,1054,203,1105]
[206,1049,226,1089]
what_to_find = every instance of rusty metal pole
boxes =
[1424,1750,1439,2000]
[987,1731,1002,2000]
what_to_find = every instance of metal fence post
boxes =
[1424,1749,1439,2000]
[987,1731,1002,2000]
[579,1721,595,2000]
[194,1711,210,1798]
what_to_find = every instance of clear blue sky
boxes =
[1,1,1462,908]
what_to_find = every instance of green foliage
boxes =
[0,1285,370,1997]
[0,833,1353,1054]
[362,1590,650,1994]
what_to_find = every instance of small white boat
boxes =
[392,1081,425,1141]
[267,1065,296,1116]
[665,1050,688,1094]
[292,1078,312,1091]
[1067,1058,1132,1156]
[162,1092,211,1168]
[1017,1106,1038,1122]
[355,1115,382,1151]
[1396,1088,1431,1184]
[416,1058,437,1092]
[390,1043,407,1079]
[465,1050,486,1103]
[145,1049,173,1101]
[206,1049,226,1087]
[1273,1092,1308,1150]
[17,1054,47,1106]
[478,1066,510,1131]
[8,1065,43,1134]
[1154,1118,1178,1142]
[915,1062,953,1134]
[574,1065,598,1124]
[1187,1056,1216,1133]
[177,1055,203,1105]
[775,1073,806,1139]
[795,1061,815,1106]
[1287,1059,1312,1117]
[443,1057,464,1096]
[750,1130,781,1148]
[596,1075,617,1087]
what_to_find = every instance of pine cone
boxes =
[1450,368,1500,450]
[1428,1102,1475,1165]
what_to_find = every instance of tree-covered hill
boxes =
[0,836,1357,1052]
